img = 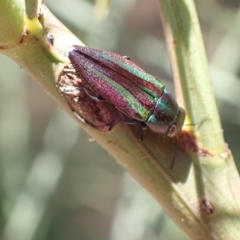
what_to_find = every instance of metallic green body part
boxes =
[68,45,185,137]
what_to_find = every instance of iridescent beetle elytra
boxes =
[66,45,185,139]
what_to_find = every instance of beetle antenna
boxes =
[184,116,209,129]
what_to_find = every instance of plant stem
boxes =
[0,0,240,238]
[157,0,240,238]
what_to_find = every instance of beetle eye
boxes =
[167,125,177,137]
[167,107,186,137]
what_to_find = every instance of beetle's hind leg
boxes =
[83,87,105,102]
[109,119,148,141]
[109,119,138,131]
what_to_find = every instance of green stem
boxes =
[158,0,224,153]
[25,0,40,19]
[157,0,240,238]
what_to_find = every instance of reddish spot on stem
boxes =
[178,130,212,157]
[0,31,28,50]
[201,199,215,215]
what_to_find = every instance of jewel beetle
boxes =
[68,45,185,138]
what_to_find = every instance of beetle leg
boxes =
[109,119,149,141]
[83,88,106,102]
[123,55,130,60]
[109,119,138,131]
[139,123,147,141]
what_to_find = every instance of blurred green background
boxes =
[0,0,240,239]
